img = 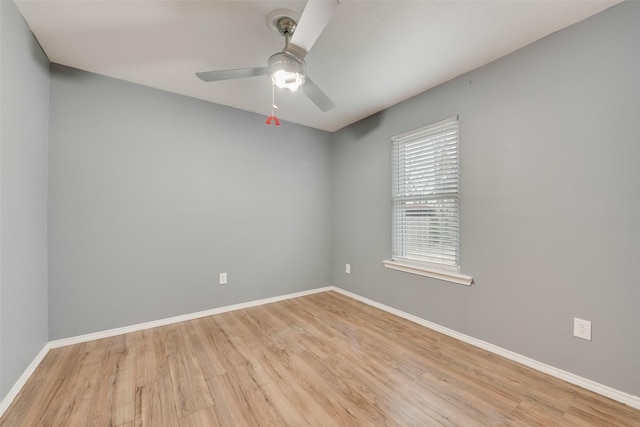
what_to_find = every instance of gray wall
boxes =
[331,1,640,396]
[48,65,332,339]
[0,1,50,398]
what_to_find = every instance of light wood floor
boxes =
[1,291,639,426]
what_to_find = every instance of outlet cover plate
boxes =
[573,317,592,341]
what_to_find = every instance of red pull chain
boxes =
[265,115,281,126]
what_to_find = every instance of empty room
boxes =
[1,0,639,425]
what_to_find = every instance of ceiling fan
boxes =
[196,0,339,113]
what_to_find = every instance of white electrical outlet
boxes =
[219,272,228,285]
[573,317,592,341]
[346,264,351,274]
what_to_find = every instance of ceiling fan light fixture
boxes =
[272,70,305,91]
[268,52,306,91]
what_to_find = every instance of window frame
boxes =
[384,116,473,286]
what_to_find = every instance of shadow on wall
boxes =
[50,63,94,81]
[342,110,386,138]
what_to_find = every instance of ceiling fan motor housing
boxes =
[268,52,306,90]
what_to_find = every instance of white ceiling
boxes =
[16,0,619,132]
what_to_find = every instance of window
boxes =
[384,116,472,286]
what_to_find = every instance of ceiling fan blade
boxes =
[196,67,268,82]
[303,76,335,112]
[288,0,339,59]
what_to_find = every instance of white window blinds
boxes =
[391,116,460,269]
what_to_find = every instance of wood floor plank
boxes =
[165,324,214,419]
[2,291,639,426]
[288,350,392,426]
[89,347,126,426]
[37,347,98,425]
[134,374,179,427]
[213,313,289,427]
[111,334,138,426]
[187,319,227,380]
[230,322,342,427]
[177,405,223,427]
[206,373,262,427]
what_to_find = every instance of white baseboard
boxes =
[2,285,638,419]
[0,343,51,417]
[49,286,334,348]
[332,287,640,410]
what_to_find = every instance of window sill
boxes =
[382,260,474,286]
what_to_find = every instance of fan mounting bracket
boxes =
[267,9,300,37]
[276,16,297,37]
